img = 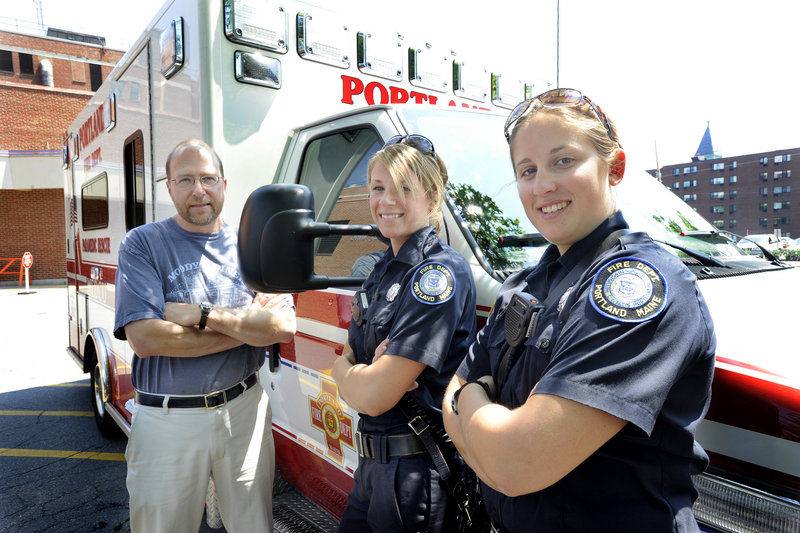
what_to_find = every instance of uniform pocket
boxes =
[393,456,432,532]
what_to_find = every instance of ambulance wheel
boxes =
[205,476,223,529]
[91,358,122,438]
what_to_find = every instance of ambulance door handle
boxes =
[268,343,280,372]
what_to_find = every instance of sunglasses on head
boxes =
[383,134,436,157]
[503,88,618,145]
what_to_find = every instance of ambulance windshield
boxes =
[398,108,750,275]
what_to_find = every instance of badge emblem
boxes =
[411,262,455,305]
[386,283,401,302]
[590,257,667,322]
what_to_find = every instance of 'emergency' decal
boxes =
[590,257,667,322]
[411,262,455,304]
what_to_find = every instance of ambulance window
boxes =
[82,173,109,230]
[298,127,385,278]
[124,131,146,230]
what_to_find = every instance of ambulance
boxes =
[63,0,800,530]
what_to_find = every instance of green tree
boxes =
[447,182,526,271]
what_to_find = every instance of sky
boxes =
[3,0,799,176]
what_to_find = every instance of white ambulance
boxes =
[63,0,800,531]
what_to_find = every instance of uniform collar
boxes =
[527,211,629,283]
[386,226,437,266]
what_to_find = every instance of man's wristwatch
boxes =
[199,302,214,330]
[451,380,494,416]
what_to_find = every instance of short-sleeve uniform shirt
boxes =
[349,226,477,434]
[458,212,716,532]
[113,218,264,395]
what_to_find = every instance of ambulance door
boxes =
[264,112,400,508]
[65,140,81,357]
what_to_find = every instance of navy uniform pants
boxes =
[338,454,450,532]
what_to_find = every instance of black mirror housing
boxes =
[238,184,379,293]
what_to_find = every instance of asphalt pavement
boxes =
[0,285,227,532]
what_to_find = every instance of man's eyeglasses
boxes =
[503,88,618,145]
[383,134,436,157]
[169,176,223,190]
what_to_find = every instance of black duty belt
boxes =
[354,431,426,461]
[134,373,258,409]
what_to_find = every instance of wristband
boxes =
[451,380,493,416]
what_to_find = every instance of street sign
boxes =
[22,252,32,269]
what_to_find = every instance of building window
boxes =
[774,185,792,195]
[759,218,768,227]
[760,187,768,196]
[760,203,768,212]
[710,191,724,200]
[18,53,34,75]
[683,180,697,188]
[774,170,791,179]
[683,193,697,201]
[760,172,769,181]
[711,162,725,171]
[710,205,724,214]
[711,220,724,229]
[710,177,724,186]
[729,175,737,184]
[729,219,737,229]
[90,63,103,91]
[0,50,12,72]
[683,166,697,174]
[729,161,738,170]
[774,201,791,211]
[672,181,680,189]
[729,190,738,200]
[774,216,791,225]
[729,204,737,214]
[774,154,792,164]
[760,157,769,166]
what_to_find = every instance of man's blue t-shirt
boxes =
[113,217,264,395]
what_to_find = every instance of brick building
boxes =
[649,125,798,239]
[0,28,123,285]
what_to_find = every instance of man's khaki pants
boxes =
[126,383,274,533]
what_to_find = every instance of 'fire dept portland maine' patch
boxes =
[411,262,455,305]
[590,257,668,322]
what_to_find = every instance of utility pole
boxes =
[33,0,44,33]
[556,0,560,88]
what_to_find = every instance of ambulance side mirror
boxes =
[238,184,379,293]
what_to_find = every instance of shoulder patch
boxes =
[411,262,455,305]
[590,257,668,322]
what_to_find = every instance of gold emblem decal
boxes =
[310,379,354,464]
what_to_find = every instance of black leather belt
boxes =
[134,373,258,409]
[354,431,426,460]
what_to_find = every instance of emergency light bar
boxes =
[297,11,350,69]
[491,73,533,110]
[453,61,488,103]
[160,17,184,79]
[235,51,281,89]
[408,43,450,93]
[357,31,404,82]
[224,0,288,54]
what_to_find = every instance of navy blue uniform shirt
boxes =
[349,226,477,435]
[458,212,716,532]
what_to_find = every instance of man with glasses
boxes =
[113,139,296,533]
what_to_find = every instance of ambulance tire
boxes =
[90,356,122,438]
[205,476,223,529]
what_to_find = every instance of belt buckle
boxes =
[354,431,373,458]
[204,390,227,409]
